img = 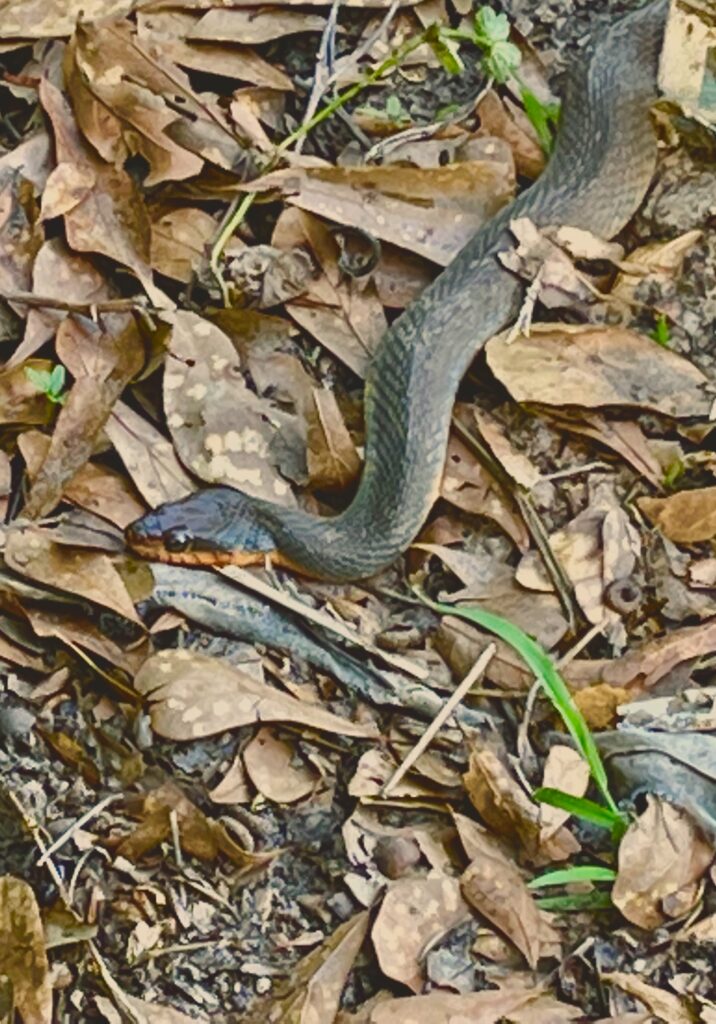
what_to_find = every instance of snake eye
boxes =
[162,527,194,553]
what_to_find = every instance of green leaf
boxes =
[24,367,53,394]
[426,24,465,75]
[485,39,521,82]
[424,599,620,816]
[528,865,617,889]
[520,86,559,154]
[536,891,614,912]
[649,313,671,347]
[48,364,66,396]
[533,788,625,834]
[474,6,511,45]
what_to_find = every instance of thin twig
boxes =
[2,291,154,315]
[37,793,123,866]
[381,643,496,797]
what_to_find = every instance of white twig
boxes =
[381,643,496,796]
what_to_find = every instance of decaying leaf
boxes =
[372,876,471,991]
[5,526,141,625]
[367,987,581,1023]
[612,795,713,929]
[460,825,561,968]
[243,727,319,803]
[243,912,370,1024]
[162,310,298,504]
[639,486,716,544]
[106,400,195,508]
[0,876,52,1024]
[134,648,380,740]
[39,76,170,308]
[486,323,710,418]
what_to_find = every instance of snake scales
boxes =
[127,0,669,580]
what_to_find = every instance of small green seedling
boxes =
[650,313,671,347]
[422,599,628,838]
[529,864,617,910]
[25,364,67,405]
[473,6,522,82]
[357,93,412,125]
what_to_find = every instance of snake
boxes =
[126,0,668,581]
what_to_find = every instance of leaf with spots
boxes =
[372,876,471,992]
[162,310,298,505]
[134,648,380,740]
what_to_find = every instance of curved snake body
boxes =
[127,0,669,580]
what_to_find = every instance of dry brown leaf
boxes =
[517,479,640,628]
[0,129,52,192]
[243,727,319,803]
[471,406,541,489]
[463,746,579,864]
[372,876,471,991]
[486,324,710,418]
[38,77,170,309]
[116,781,269,866]
[276,208,387,377]
[639,487,716,544]
[476,89,545,179]
[0,167,42,298]
[243,912,370,1024]
[20,430,145,529]
[24,605,147,676]
[10,237,114,369]
[209,755,252,805]
[23,314,143,519]
[106,400,195,508]
[306,387,362,489]
[572,684,630,731]
[564,618,716,692]
[0,0,132,37]
[5,526,141,625]
[602,971,693,1024]
[188,8,327,44]
[612,229,703,305]
[137,11,293,91]
[134,648,380,740]
[539,745,590,844]
[460,827,561,968]
[0,877,52,1024]
[226,244,314,308]
[150,207,216,283]
[163,310,297,504]
[368,988,581,1024]
[255,151,515,266]
[418,544,567,649]
[439,435,530,550]
[542,409,664,488]
[0,360,54,427]
[119,996,206,1024]
[612,795,713,930]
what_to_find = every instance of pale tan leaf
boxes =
[612,795,713,929]
[243,727,318,803]
[134,649,380,740]
[106,400,195,508]
[486,324,710,418]
[372,877,471,991]
[639,487,716,543]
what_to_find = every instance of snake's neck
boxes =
[250,0,668,582]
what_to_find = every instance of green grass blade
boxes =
[536,891,614,912]
[528,865,616,889]
[532,788,622,831]
[426,600,620,815]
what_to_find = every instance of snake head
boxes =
[125,488,278,567]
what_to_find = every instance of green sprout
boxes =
[650,313,671,347]
[25,364,67,405]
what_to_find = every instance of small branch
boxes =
[2,291,155,316]
[381,643,496,797]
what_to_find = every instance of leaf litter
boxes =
[0,0,715,1021]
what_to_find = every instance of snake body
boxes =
[127,0,668,580]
